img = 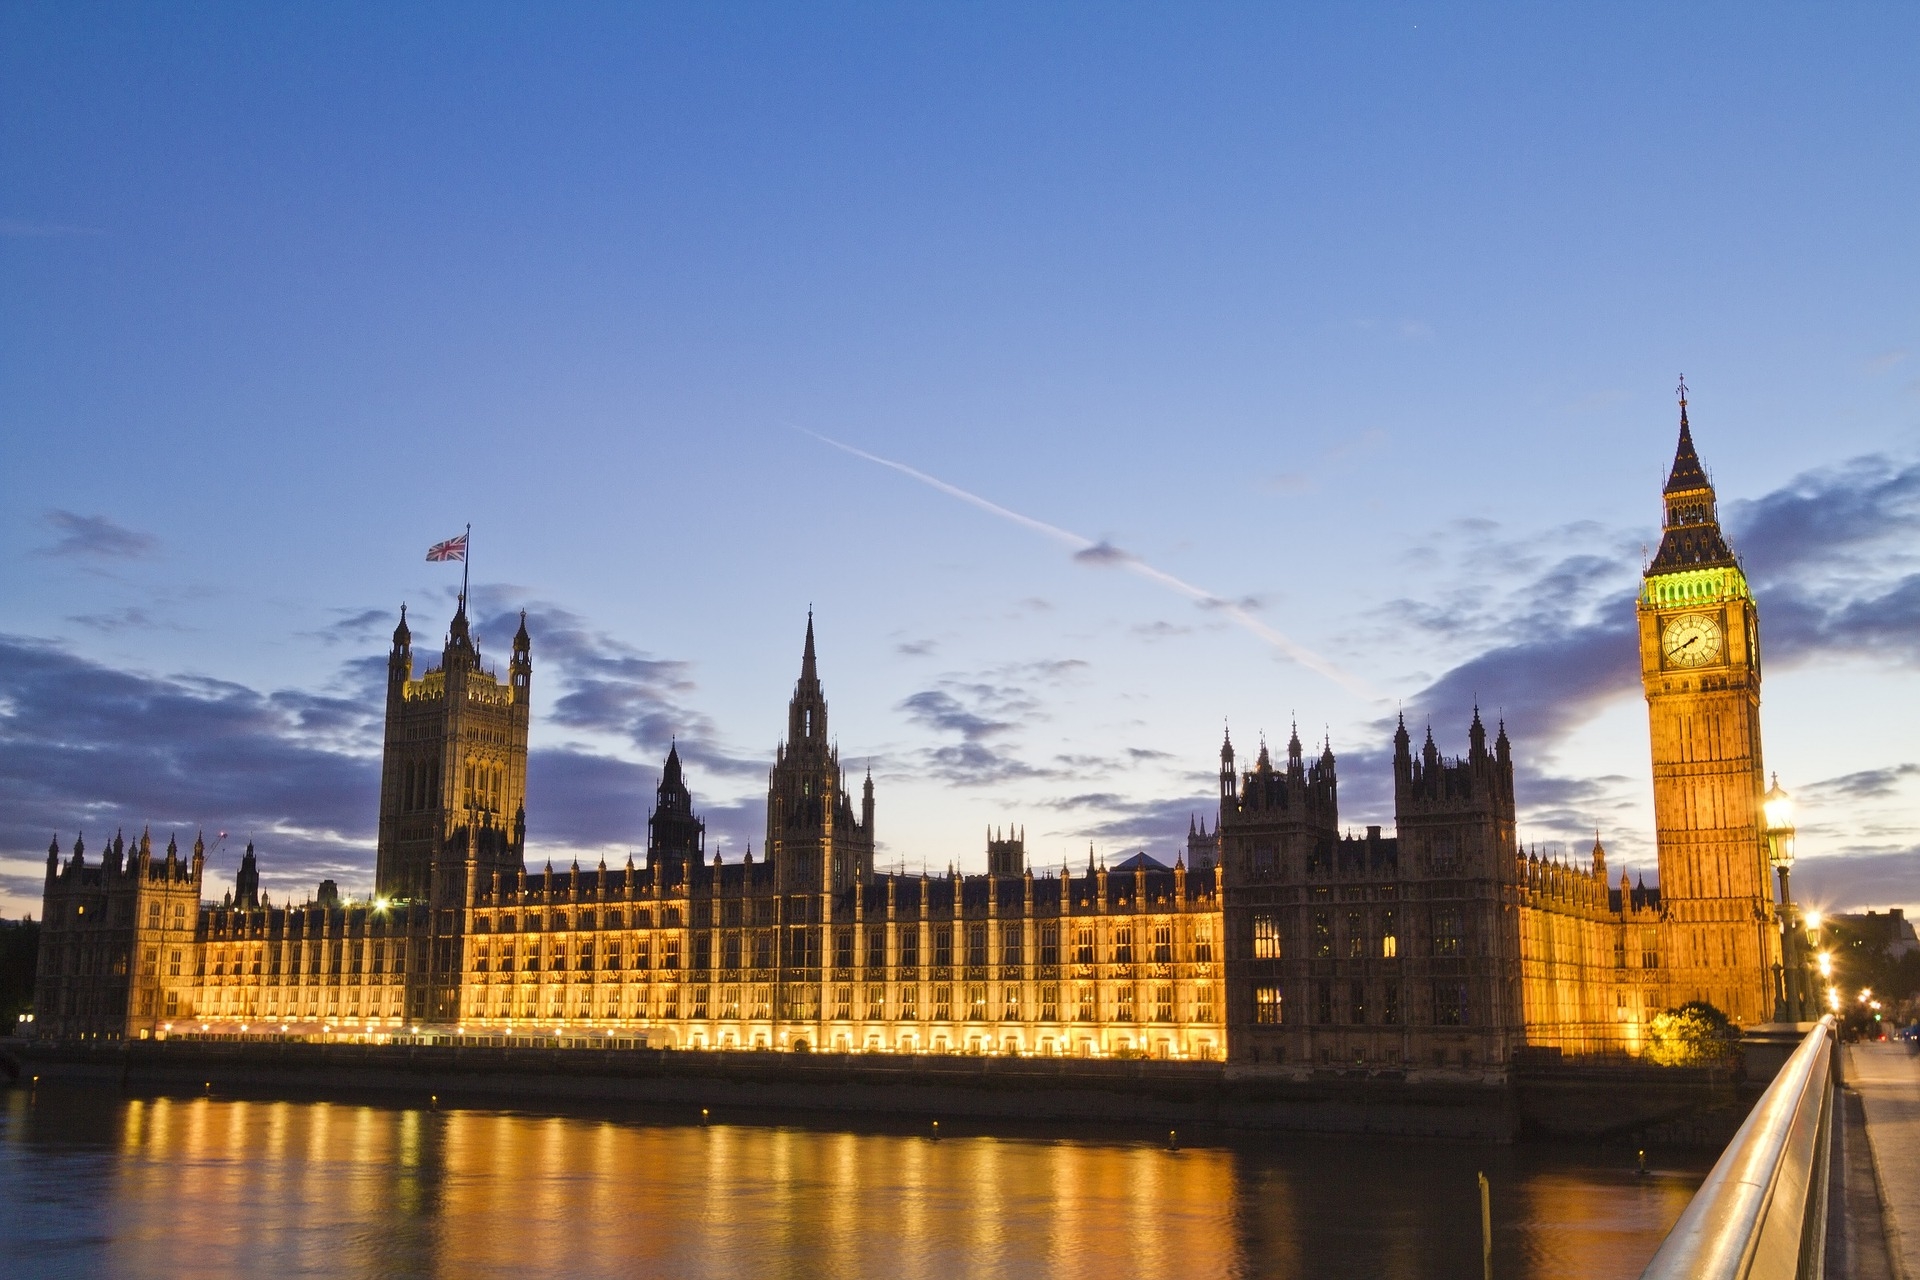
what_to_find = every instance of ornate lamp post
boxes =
[1762,775,1802,1022]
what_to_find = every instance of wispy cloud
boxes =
[38,510,157,560]
[798,429,1382,701]
[67,607,182,634]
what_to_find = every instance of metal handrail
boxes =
[1640,1015,1835,1280]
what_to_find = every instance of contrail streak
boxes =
[799,428,1384,702]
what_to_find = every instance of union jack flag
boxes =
[425,532,468,562]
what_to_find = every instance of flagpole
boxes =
[462,522,471,604]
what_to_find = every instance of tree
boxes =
[1646,1000,1739,1067]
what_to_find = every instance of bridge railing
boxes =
[1640,1014,1835,1280]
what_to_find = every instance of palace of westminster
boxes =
[32,402,1789,1072]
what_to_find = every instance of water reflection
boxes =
[0,1088,1705,1279]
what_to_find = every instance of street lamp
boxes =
[1762,775,1804,1022]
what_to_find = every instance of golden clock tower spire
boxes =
[1637,379,1778,1025]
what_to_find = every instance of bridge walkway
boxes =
[1850,1043,1920,1280]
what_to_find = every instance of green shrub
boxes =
[1646,1001,1739,1067]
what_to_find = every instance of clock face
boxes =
[1662,614,1724,668]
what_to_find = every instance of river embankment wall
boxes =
[1,1039,1761,1146]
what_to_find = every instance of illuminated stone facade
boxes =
[374,599,531,904]
[1636,396,1779,1024]
[30,408,1774,1066]
[1216,718,1668,1071]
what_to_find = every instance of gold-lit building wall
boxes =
[455,864,1223,1058]
[1510,855,1665,1057]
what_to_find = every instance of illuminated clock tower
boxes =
[1637,382,1778,1025]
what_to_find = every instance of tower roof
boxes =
[1648,394,1739,574]
[801,611,818,684]
[1664,404,1710,494]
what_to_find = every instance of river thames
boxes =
[1,1087,1707,1279]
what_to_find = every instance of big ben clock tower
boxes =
[1638,380,1778,1025]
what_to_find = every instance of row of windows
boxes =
[469,982,1218,1025]
[189,941,413,979]
[1252,908,1437,959]
[470,919,1216,967]
[1251,982,1469,1027]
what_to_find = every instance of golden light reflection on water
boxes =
[1,1090,1704,1279]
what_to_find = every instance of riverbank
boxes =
[3,1038,1762,1146]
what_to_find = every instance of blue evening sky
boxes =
[4,5,1917,916]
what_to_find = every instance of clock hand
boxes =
[1669,634,1699,656]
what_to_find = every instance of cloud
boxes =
[462,589,764,778]
[0,634,382,899]
[38,511,157,560]
[67,607,180,633]
[900,688,1021,741]
[801,429,1382,700]
[1794,851,1919,915]
[1362,449,1920,873]
[1132,620,1192,640]
[1073,540,1134,567]
[896,674,1053,786]
[308,608,394,646]
[1805,764,1920,802]
[1725,455,1920,668]
[895,639,938,657]
[0,596,772,909]
[1866,348,1909,373]
[1068,793,1213,853]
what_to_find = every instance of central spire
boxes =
[801,608,818,685]
[787,611,827,748]
[1648,380,1737,574]
[1664,381,1708,495]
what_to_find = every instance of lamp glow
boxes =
[1761,775,1796,868]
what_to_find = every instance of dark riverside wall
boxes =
[3,1041,1762,1146]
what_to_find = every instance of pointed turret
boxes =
[510,608,532,703]
[392,603,411,648]
[1469,705,1487,759]
[648,741,705,872]
[444,594,479,671]
[801,610,818,686]
[236,841,260,908]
